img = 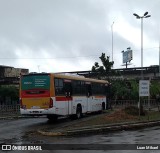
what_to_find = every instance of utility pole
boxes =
[159,38,160,76]
[111,22,114,63]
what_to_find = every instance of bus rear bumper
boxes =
[20,107,56,116]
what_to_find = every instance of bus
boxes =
[20,73,109,120]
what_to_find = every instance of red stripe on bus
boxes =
[56,96,73,101]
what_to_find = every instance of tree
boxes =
[0,85,19,105]
[91,53,114,78]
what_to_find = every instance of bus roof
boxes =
[22,73,108,84]
[53,73,108,84]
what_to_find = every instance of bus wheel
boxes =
[102,102,105,110]
[76,106,82,119]
[47,115,58,122]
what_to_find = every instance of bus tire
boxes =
[76,105,82,119]
[102,102,105,111]
[47,114,58,122]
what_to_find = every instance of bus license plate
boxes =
[31,106,40,109]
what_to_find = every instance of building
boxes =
[0,65,29,85]
[59,65,160,80]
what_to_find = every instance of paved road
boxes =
[1,116,160,153]
[0,117,48,144]
[0,115,85,144]
[25,125,160,153]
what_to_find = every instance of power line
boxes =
[0,55,100,59]
[0,47,159,60]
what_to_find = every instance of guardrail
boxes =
[0,104,20,116]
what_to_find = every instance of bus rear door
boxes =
[86,82,92,112]
[64,80,73,115]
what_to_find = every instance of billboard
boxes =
[122,50,133,63]
[21,75,50,90]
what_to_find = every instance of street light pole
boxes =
[133,12,151,117]
[133,12,151,79]
[159,34,160,76]
[111,22,114,63]
[141,17,143,79]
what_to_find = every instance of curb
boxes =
[0,116,23,120]
[38,120,160,137]
[38,130,65,136]
[0,115,44,120]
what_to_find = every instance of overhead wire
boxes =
[0,46,159,59]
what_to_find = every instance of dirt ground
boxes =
[104,109,138,122]
[64,109,139,129]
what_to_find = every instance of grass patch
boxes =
[140,111,160,121]
[65,108,160,130]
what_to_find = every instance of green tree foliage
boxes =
[150,81,160,98]
[0,86,19,104]
[110,80,139,101]
[99,53,114,73]
[110,80,160,101]
[91,53,114,77]
[129,80,139,100]
[91,53,160,101]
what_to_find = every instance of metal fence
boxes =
[0,99,159,117]
[0,104,20,117]
[110,99,159,110]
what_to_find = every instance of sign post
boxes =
[139,80,150,118]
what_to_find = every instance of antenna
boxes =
[37,65,40,73]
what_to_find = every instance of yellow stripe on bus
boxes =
[22,97,50,109]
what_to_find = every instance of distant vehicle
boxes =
[19,73,109,121]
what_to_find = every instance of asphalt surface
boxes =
[0,112,109,145]
[1,110,160,153]
[0,117,48,144]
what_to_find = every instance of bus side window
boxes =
[54,78,64,95]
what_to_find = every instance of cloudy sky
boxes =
[0,0,159,73]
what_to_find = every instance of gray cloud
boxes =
[0,0,159,72]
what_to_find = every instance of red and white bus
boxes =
[20,73,109,120]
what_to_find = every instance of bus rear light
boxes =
[21,105,26,109]
[20,98,23,108]
[19,98,22,106]
[49,98,53,108]
[20,99,26,109]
